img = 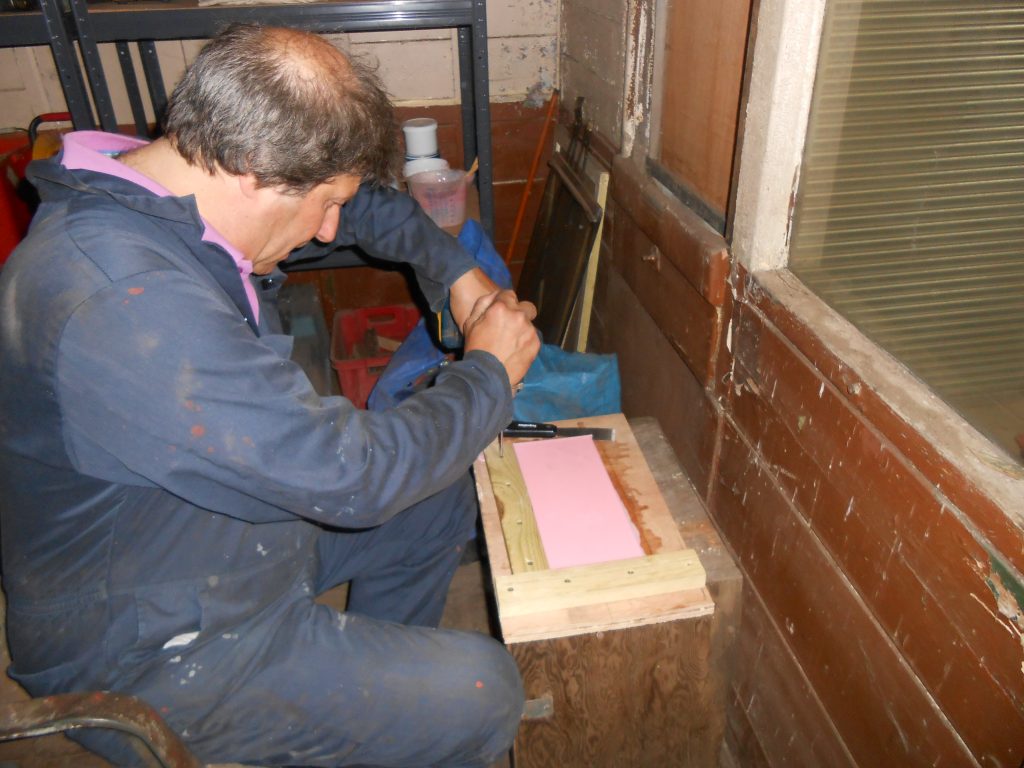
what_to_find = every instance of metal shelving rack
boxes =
[0,0,494,233]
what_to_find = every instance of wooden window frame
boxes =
[731,0,1023,516]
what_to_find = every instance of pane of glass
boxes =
[790,0,1024,465]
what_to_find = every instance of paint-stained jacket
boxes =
[0,145,512,695]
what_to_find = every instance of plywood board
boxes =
[586,413,688,553]
[511,607,719,766]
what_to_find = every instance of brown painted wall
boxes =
[590,150,1024,766]
[565,0,1024,759]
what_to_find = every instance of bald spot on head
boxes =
[262,27,355,89]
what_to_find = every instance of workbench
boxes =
[473,414,741,767]
[0,0,496,233]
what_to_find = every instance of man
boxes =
[0,24,540,767]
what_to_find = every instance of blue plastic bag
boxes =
[512,344,620,421]
[368,219,621,420]
[364,316,446,411]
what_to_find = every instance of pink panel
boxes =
[513,435,644,569]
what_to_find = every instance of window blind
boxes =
[789,0,1024,459]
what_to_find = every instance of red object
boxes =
[330,305,421,408]
[0,114,72,266]
[0,141,33,266]
[505,89,559,265]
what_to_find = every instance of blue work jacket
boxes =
[0,146,513,695]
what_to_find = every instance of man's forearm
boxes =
[332,184,478,311]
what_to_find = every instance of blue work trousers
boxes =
[72,474,524,767]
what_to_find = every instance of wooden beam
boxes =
[496,549,705,618]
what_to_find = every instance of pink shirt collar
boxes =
[61,131,260,325]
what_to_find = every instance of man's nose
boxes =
[315,209,340,243]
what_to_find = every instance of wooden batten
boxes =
[495,553,707,618]
[474,413,713,644]
[496,551,711,643]
[482,441,549,573]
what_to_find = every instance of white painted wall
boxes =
[0,0,558,131]
[1,46,73,129]
[558,0,626,145]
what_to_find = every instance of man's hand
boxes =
[462,290,540,389]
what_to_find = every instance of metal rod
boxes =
[138,41,167,132]
[37,0,95,130]
[0,692,201,768]
[116,41,149,135]
[68,0,119,132]
[470,0,494,235]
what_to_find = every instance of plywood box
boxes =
[473,413,717,767]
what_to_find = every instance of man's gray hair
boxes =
[163,24,398,192]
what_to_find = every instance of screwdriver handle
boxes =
[502,420,557,438]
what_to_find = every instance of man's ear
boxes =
[237,173,263,201]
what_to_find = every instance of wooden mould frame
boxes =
[473,413,714,644]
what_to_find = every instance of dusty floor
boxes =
[0,555,504,767]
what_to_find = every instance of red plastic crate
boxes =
[330,305,422,408]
